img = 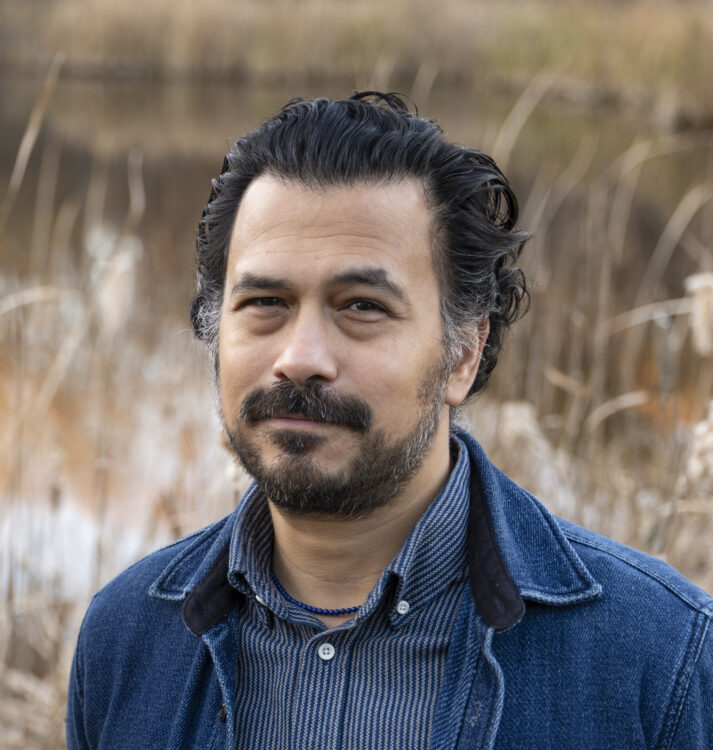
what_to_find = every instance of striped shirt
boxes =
[227,437,471,749]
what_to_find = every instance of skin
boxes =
[219,174,487,627]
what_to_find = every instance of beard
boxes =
[224,362,450,518]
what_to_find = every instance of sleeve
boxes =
[666,616,713,749]
[66,611,92,750]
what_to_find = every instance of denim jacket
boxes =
[67,432,713,749]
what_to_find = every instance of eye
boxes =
[348,300,385,313]
[240,297,284,309]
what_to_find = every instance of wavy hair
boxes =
[191,91,530,397]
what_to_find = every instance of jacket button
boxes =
[218,703,227,723]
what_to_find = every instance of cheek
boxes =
[359,353,440,429]
[218,338,269,418]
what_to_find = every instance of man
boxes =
[67,93,712,749]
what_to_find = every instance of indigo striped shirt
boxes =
[227,437,471,749]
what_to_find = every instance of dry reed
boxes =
[2,24,713,746]
[2,1,713,125]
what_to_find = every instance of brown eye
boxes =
[242,297,283,308]
[348,300,386,313]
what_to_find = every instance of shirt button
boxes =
[396,600,410,615]
[318,643,335,661]
[255,594,266,606]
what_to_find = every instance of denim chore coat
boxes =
[67,431,713,749]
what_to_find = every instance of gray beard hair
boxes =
[221,358,450,518]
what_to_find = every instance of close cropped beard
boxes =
[224,365,448,518]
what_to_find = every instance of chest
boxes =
[231,591,460,750]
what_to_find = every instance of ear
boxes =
[445,320,490,406]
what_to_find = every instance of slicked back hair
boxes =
[191,92,530,397]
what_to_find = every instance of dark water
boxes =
[3,75,710,312]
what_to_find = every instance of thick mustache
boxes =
[240,382,372,432]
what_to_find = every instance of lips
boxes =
[270,413,334,429]
[274,412,326,422]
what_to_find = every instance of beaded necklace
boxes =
[271,571,360,616]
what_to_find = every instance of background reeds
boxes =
[1,1,713,747]
[1,0,712,130]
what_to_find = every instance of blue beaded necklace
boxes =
[270,571,360,616]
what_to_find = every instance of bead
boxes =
[271,571,360,616]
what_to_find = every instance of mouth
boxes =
[268,414,335,431]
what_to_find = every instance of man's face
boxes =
[218,175,471,516]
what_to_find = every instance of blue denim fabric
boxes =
[67,431,713,749]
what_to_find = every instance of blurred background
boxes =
[1,0,713,745]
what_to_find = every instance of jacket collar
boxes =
[458,430,601,630]
[149,430,601,634]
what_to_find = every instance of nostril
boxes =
[272,348,338,386]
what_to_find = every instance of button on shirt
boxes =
[227,438,472,749]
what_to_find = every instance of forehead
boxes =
[225,175,437,292]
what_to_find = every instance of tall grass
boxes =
[2,0,713,125]
[2,53,713,750]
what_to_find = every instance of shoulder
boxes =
[558,521,713,746]
[558,517,713,617]
[71,515,233,703]
[492,513,713,746]
[68,517,235,748]
[78,515,232,642]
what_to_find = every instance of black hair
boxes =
[191,91,530,397]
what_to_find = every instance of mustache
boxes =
[240,381,372,432]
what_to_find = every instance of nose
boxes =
[272,308,338,387]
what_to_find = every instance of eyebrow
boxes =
[230,273,295,298]
[231,267,408,306]
[328,268,408,306]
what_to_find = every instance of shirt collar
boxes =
[382,437,470,620]
[225,483,297,622]
[227,482,272,595]
[149,431,601,636]
[221,438,469,626]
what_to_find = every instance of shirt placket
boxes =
[291,629,353,750]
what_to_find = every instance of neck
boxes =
[269,420,452,627]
